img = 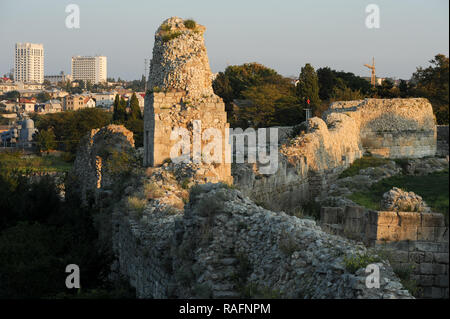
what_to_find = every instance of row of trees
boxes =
[212,54,449,127]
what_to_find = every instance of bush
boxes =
[127,196,147,217]
[181,178,190,190]
[343,253,381,274]
[160,24,171,32]
[184,19,196,29]
[162,31,182,43]
[143,181,164,200]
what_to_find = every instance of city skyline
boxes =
[0,0,449,81]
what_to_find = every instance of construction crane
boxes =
[364,57,376,88]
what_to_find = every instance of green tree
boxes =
[112,95,127,123]
[296,63,321,112]
[36,92,51,103]
[330,79,364,102]
[86,80,93,92]
[398,80,409,97]
[213,63,289,102]
[317,67,337,100]
[78,80,85,90]
[213,62,299,127]
[125,118,143,147]
[3,90,20,100]
[412,54,449,124]
[128,93,142,120]
[238,83,302,128]
[34,128,57,154]
[124,93,143,147]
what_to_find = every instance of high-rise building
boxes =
[14,43,44,84]
[71,56,107,84]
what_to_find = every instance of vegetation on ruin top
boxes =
[158,18,199,43]
[184,19,197,29]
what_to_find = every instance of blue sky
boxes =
[0,0,448,80]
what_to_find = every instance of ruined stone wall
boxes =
[234,112,363,211]
[71,124,412,299]
[144,17,231,184]
[109,183,413,299]
[70,125,135,205]
[326,98,437,158]
[320,206,449,298]
[111,205,177,298]
[148,17,214,98]
[143,91,231,183]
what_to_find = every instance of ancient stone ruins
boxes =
[143,17,231,183]
[71,17,449,299]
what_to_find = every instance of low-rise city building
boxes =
[64,94,96,111]
[37,99,63,113]
[44,73,72,84]
[19,98,36,113]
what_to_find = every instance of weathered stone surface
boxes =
[325,98,437,158]
[144,17,231,184]
[235,112,363,212]
[109,181,412,299]
[148,17,214,98]
[70,124,135,205]
[381,187,431,213]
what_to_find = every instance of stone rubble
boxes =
[381,187,431,213]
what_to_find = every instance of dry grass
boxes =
[143,182,164,200]
[127,196,147,217]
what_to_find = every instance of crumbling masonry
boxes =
[143,17,231,183]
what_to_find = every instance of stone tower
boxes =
[144,17,231,183]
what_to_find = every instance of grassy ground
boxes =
[349,169,449,223]
[0,152,72,173]
[339,156,391,178]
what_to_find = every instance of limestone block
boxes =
[418,275,434,287]
[434,253,449,264]
[432,264,447,275]
[420,263,434,275]
[398,212,422,226]
[376,211,399,226]
[417,227,438,241]
[421,213,445,227]
[434,275,449,288]
[345,206,365,219]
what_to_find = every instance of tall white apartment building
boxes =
[71,56,107,84]
[14,43,44,83]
